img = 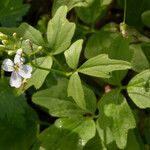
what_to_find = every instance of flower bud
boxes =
[0,32,8,40]
[120,22,128,38]
[2,40,9,45]
[13,32,17,39]
[8,50,14,55]
[38,46,43,50]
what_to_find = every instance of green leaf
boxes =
[36,117,95,150]
[125,130,145,150]
[130,44,149,72]
[55,117,96,146]
[38,125,82,150]
[83,84,97,113]
[17,23,45,46]
[84,27,132,85]
[0,79,38,150]
[68,72,86,109]
[84,30,119,59]
[83,133,103,150]
[52,0,94,16]
[75,0,112,24]
[47,6,75,55]
[78,54,131,78]
[0,0,29,27]
[127,69,150,108]
[64,39,83,69]
[32,78,86,117]
[104,35,132,85]
[142,43,150,63]
[96,90,136,149]
[25,56,53,89]
[142,10,150,28]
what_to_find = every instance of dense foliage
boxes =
[0,0,150,150]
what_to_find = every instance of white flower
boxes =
[2,49,32,88]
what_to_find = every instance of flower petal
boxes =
[18,64,32,79]
[16,48,23,55]
[2,59,14,72]
[14,54,23,64]
[14,48,24,64]
[10,71,22,88]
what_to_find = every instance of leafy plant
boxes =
[0,0,150,150]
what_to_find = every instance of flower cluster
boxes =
[2,49,32,88]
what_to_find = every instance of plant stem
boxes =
[31,61,72,77]
[123,0,127,23]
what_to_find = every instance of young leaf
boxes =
[68,72,86,109]
[0,79,37,150]
[47,6,75,55]
[64,39,83,69]
[17,23,45,46]
[96,90,136,149]
[78,54,131,78]
[127,69,150,108]
[25,56,53,89]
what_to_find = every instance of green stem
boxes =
[123,0,127,23]
[31,61,72,77]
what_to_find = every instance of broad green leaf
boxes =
[55,117,96,146]
[142,10,150,28]
[64,39,83,69]
[78,54,131,78]
[0,79,38,150]
[0,0,29,27]
[25,56,52,89]
[17,23,45,46]
[47,6,75,55]
[130,44,149,72]
[38,125,83,150]
[127,69,150,108]
[52,0,94,15]
[68,72,86,109]
[32,78,86,117]
[37,117,95,150]
[97,90,136,149]
[75,0,112,24]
